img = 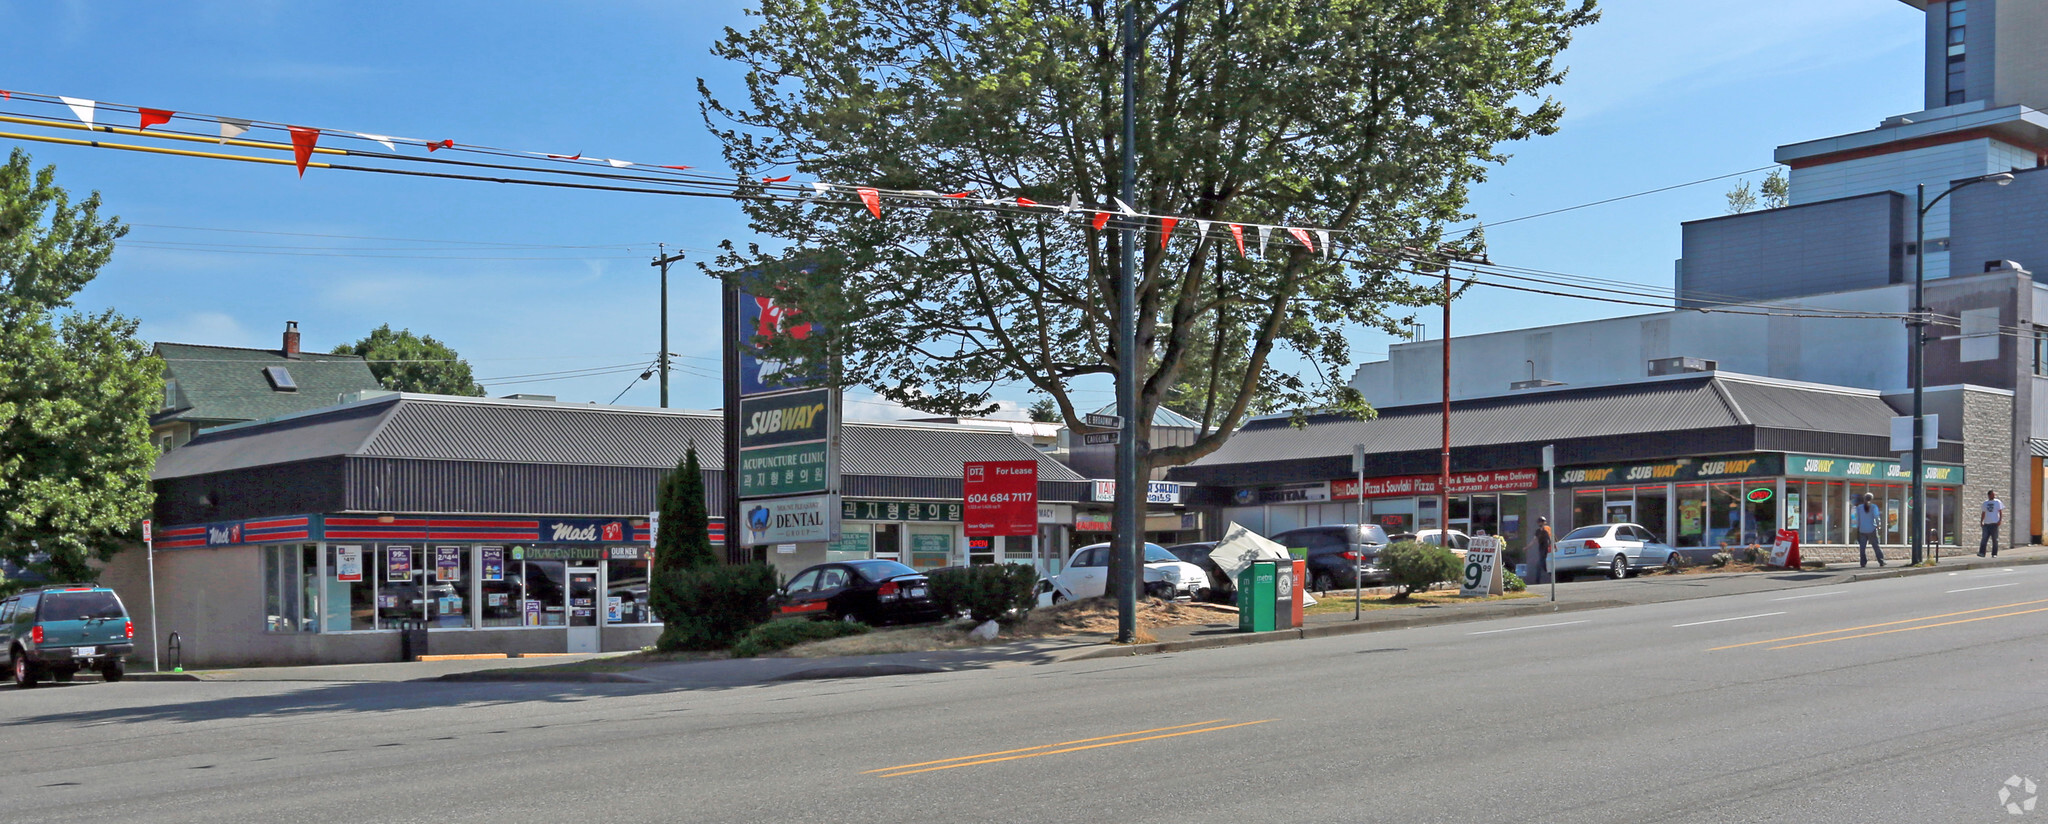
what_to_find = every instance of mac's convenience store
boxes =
[103,393,1086,668]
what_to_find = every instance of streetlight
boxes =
[1911,171,2012,564]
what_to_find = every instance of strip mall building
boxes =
[102,392,1089,668]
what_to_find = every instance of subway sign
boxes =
[1786,454,1964,485]
[1556,454,1781,487]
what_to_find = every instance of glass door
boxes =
[566,566,599,654]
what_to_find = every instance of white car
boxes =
[1551,523,1677,579]
[1047,542,1210,603]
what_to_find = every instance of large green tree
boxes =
[332,324,486,396]
[702,0,1596,474]
[0,148,161,585]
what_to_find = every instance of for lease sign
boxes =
[964,460,1037,537]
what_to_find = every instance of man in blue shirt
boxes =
[1853,493,1885,568]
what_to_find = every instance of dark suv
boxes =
[1268,524,1392,591]
[3,584,135,687]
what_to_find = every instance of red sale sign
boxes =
[964,460,1038,537]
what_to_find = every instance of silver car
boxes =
[1551,523,1676,579]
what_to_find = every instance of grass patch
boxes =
[1303,589,1537,615]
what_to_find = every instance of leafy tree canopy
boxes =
[703,0,1596,470]
[0,148,161,585]
[333,324,485,396]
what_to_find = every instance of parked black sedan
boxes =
[770,560,946,625]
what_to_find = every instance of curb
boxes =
[1840,553,2048,582]
[126,672,203,682]
[435,670,655,684]
[771,663,947,680]
[1069,598,1634,660]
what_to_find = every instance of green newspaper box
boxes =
[1237,560,1278,632]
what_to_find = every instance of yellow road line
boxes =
[1768,606,2048,650]
[1709,598,2048,651]
[876,720,1275,778]
[862,720,1227,774]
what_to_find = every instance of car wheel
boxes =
[1050,592,1066,605]
[1312,572,1336,592]
[1610,555,1630,579]
[1664,554,1683,573]
[52,667,75,683]
[101,661,124,682]
[12,654,37,689]
[837,611,865,625]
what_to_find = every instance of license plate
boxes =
[907,586,927,598]
[73,646,97,657]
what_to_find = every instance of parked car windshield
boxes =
[849,560,919,583]
[1143,545,1178,563]
[1562,525,1609,541]
[39,590,123,621]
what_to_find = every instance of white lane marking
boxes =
[1948,582,2020,593]
[1468,620,1586,636]
[1673,611,1785,628]
[1771,591,1845,602]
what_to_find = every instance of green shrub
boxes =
[1381,540,1463,599]
[1710,552,1732,568]
[1504,570,1527,592]
[928,562,1039,623]
[652,563,780,651]
[729,617,870,658]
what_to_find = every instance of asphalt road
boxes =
[7,565,2047,823]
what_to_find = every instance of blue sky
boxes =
[0,0,1923,419]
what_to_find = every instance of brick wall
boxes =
[1962,387,2016,550]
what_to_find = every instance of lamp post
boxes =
[1912,171,2012,564]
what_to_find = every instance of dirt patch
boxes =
[1014,597,1241,637]
[784,625,985,658]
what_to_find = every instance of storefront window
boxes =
[1675,484,1707,548]
[479,547,521,628]
[1572,490,1603,530]
[1636,485,1669,543]
[1709,483,1743,548]
[827,525,873,562]
[1417,497,1440,530]
[523,559,567,626]
[1498,494,1527,547]
[1267,505,1305,534]
[874,524,903,563]
[1938,487,1959,545]
[1368,499,1412,534]
[422,546,467,629]
[1468,495,1498,537]
[1743,482,1776,545]
[329,544,371,631]
[1821,481,1845,545]
[907,529,953,570]
[378,544,424,627]
[1884,485,1904,545]
[606,557,652,624]
[262,544,316,633]
[1221,506,1266,535]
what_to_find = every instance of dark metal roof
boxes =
[1171,373,1910,485]
[156,393,1084,483]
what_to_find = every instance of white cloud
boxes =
[142,311,262,349]
[841,393,1035,422]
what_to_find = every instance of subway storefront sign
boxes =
[1785,454,1964,485]
[1556,454,1781,487]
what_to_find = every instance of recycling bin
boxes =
[1238,561,1277,632]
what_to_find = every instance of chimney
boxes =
[283,321,301,359]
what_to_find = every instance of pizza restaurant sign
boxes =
[1331,469,1538,501]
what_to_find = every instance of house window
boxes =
[2034,329,2048,377]
[263,365,298,391]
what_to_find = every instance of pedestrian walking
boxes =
[1979,489,2006,557]
[1853,493,1885,568]
[1532,516,1555,581]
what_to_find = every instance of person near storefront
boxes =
[1853,493,1885,568]
[1979,489,2005,557]
[1531,516,1555,581]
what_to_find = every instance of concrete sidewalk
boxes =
[130,545,2048,686]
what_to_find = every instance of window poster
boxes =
[335,545,363,582]
[606,596,623,623]
[522,599,542,626]
[435,546,461,583]
[480,546,505,582]
[387,545,414,582]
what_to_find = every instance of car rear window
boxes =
[851,561,919,583]
[1562,526,1608,541]
[39,591,124,622]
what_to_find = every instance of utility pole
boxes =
[1113,0,1142,645]
[1440,264,1452,535]
[651,245,687,408]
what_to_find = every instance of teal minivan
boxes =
[3,584,135,687]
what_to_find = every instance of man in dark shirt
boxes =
[1532,516,1555,582]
